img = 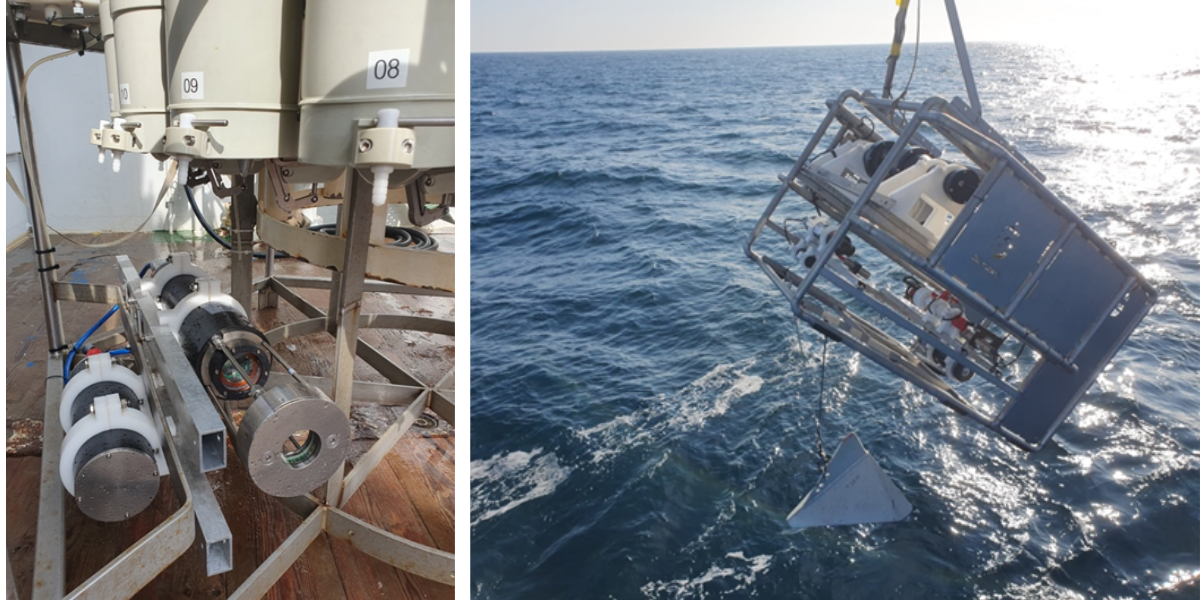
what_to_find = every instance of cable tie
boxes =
[38,263,60,273]
[34,246,57,255]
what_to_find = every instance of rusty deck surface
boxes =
[6,232,454,599]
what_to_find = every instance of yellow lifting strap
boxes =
[883,0,911,98]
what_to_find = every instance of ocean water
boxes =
[470,44,1200,599]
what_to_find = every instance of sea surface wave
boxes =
[471,43,1200,599]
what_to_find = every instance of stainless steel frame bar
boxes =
[223,170,456,597]
[944,0,981,115]
[7,26,65,351]
[57,418,197,600]
[31,352,214,599]
[746,83,1154,452]
[117,257,228,473]
[31,357,65,600]
[260,277,436,389]
[52,282,123,305]
[267,275,454,298]
[325,174,374,506]
[230,174,257,313]
[785,97,946,305]
[226,509,325,600]
[926,163,1006,266]
[116,257,233,574]
[339,391,428,507]
[324,508,454,586]
[1001,222,1078,319]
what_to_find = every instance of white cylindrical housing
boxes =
[297,0,454,169]
[811,139,874,182]
[880,162,969,243]
[163,0,302,160]
[99,0,120,119]
[59,394,167,522]
[110,0,168,154]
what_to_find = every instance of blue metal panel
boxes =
[746,92,1157,454]
[937,172,1069,310]
[1011,230,1127,356]
[1001,285,1153,447]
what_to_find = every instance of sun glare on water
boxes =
[1003,1,1199,74]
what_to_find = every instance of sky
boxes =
[471,0,1199,55]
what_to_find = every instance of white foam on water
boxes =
[576,357,764,465]
[471,448,572,525]
[639,552,773,598]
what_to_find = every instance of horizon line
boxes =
[469,39,1048,56]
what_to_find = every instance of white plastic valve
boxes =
[73,1,84,16]
[98,120,111,165]
[111,118,126,173]
[176,113,195,185]
[369,108,401,207]
[370,166,391,206]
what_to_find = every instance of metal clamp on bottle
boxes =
[100,118,136,173]
[164,113,229,184]
[354,108,417,206]
[89,120,110,165]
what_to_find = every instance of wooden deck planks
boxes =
[6,456,41,600]
[6,234,455,598]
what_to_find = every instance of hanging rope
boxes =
[883,0,923,126]
[796,320,832,473]
[814,335,830,472]
[882,0,911,99]
[893,0,922,106]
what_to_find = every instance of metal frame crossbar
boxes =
[746,87,1155,451]
[21,171,454,599]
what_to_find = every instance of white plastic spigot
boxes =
[177,113,195,185]
[369,109,401,206]
[370,166,391,206]
[73,1,84,16]
[111,118,125,173]
[98,120,111,165]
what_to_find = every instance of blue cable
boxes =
[64,349,75,380]
[139,261,154,278]
[63,304,122,381]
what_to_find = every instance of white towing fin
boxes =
[786,432,912,529]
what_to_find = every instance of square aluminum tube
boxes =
[117,256,227,473]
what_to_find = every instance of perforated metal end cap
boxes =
[237,384,351,498]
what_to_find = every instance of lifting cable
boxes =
[797,320,832,473]
[814,334,830,472]
[883,0,922,117]
[882,0,912,99]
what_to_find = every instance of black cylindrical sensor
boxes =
[159,274,199,310]
[177,302,271,400]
